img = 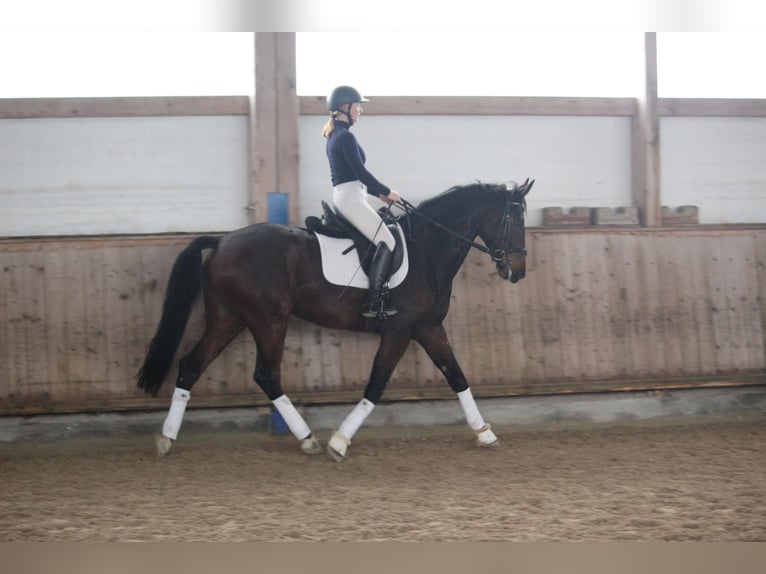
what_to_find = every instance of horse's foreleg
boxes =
[327,398,375,462]
[328,333,411,462]
[457,388,498,447]
[415,324,498,447]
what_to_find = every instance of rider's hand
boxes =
[384,190,401,203]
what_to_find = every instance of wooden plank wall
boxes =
[1,228,763,414]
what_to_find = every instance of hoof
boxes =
[327,431,350,462]
[154,432,173,457]
[475,424,499,448]
[301,435,322,455]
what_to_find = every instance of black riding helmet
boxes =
[327,85,368,125]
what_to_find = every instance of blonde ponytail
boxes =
[321,113,336,138]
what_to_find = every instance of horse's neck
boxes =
[413,210,480,287]
[435,243,474,291]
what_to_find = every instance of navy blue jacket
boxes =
[326,120,391,198]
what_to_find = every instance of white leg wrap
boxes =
[162,387,190,440]
[328,398,376,461]
[457,388,486,431]
[272,395,312,441]
[338,398,375,441]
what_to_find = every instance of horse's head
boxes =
[478,179,534,284]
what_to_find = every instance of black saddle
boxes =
[305,201,405,277]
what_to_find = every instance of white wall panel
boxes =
[4,112,764,236]
[661,117,766,223]
[0,116,250,236]
[299,115,633,226]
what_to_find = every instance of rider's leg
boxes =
[362,242,396,317]
[332,182,396,251]
[332,182,397,317]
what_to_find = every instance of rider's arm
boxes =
[338,131,392,198]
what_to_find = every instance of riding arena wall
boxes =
[1,226,764,414]
[1,72,765,414]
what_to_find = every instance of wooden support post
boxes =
[275,34,300,226]
[632,32,662,227]
[248,32,299,225]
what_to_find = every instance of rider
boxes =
[322,85,402,318]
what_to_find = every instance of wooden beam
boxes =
[248,34,278,224]
[248,33,299,225]
[0,96,249,118]
[659,98,766,117]
[275,33,300,226]
[632,33,662,228]
[300,95,637,116]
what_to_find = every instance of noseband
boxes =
[396,196,527,263]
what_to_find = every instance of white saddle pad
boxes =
[315,223,409,290]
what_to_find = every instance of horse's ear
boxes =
[521,179,535,196]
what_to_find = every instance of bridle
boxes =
[491,197,528,262]
[395,194,527,263]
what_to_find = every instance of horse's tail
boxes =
[136,235,220,396]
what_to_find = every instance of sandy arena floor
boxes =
[0,414,764,541]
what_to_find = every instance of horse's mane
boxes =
[414,182,526,219]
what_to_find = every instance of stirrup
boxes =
[362,300,398,319]
[362,305,378,318]
[362,305,397,319]
[362,287,397,319]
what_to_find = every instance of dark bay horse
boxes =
[137,179,533,460]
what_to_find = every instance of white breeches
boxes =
[333,181,396,251]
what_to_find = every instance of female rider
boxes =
[322,85,402,318]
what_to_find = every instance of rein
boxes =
[395,197,527,262]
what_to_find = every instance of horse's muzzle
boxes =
[497,261,525,283]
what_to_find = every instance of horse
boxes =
[137,179,534,461]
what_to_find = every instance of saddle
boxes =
[305,201,405,277]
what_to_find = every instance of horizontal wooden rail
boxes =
[659,98,766,117]
[300,95,638,116]
[0,96,250,118]
[2,95,764,120]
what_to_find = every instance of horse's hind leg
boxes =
[155,306,245,456]
[249,320,321,455]
[414,324,498,448]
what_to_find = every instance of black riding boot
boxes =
[362,243,397,318]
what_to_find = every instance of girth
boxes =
[305,201,405,277]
